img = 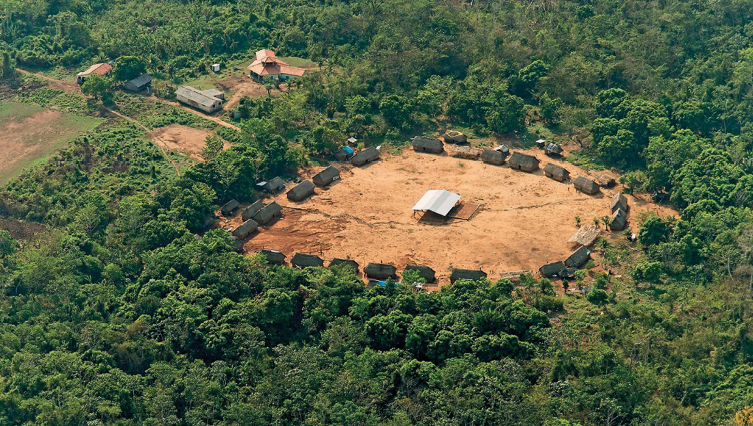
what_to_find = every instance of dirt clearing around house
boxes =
[149,124,228,161]
[226,148,677,285]
[0,101,102,185]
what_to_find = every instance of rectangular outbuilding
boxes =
[312,166,341,186]
[543,163,570,182]
[508,152,539,172]
[610,208,627,231]
[242,200,265,220]
[545,143,563,156]
[412,190,461,217]
[256,177,285,193]
[573,176,600,195]
[450,269,487,283]
[481,149,506,165]
[539,261,566,278]
[260,249,286,265]
[175,86,223,113]
[565,246,591,268]
[328,258,360,272]
[252,202,282,225]
[221,199,240,216]
[124,74,152,92]
[404,264,436,283]
[287,180,315,201]
[291,253,324,268]
[611,193,629,213]
[228,236,244,252]
[412,136,444,154]
[364,263,397,279]
[351,147,380,166]
[232,219,258,239]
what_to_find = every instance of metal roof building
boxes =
[175,86,223,113]
[124,74,152,92]
[412,190,460,217]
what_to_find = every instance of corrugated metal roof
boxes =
[77,63,112,77]
[412,190,460,216]
[175,86,221,108]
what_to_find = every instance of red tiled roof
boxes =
[77,63,112,77]
[248,49,306,77]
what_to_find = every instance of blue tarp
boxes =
[342,146,354,155]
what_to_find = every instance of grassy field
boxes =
[0,101,102,185]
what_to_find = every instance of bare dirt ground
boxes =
[0,216,46,241]
[223,148,677,285]
[149,124,228,161]
[216,75,279,110]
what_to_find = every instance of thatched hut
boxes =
[232,219,259,238]
[203,214,215,229]
[228,236,244,252]
[442,130,467,144]
[312,166,341,186]
[287,180,315,202]
[260,249,286,265]
[404,264,436,283]
[351,147,380,166]
[573,176,600,195]
[568,226,602,247]
[508,152,539,172]
[291,253,324,268]
[450,269,487,283]
[545,143,563,156]
[564,246,591,268]
[364,263,397,279]
[610,208,627,231]
[221,199,240,216]
[328,258,360,272]
[480,149,506,165]
[539,261,566,278]
[543,163,570,182]
[252,202,282,225]
[611,193,629,213]
[242,200,264,220]
[412,136,444,154]
[256,177,285,193]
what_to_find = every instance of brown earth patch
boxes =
[149,124,228,161]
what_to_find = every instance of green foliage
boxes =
[201,135,223,161]
[113,55,146,81]
[81,74,112,100]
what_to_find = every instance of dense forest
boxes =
[4,0,753,424]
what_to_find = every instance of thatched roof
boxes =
[328,258,360,272]
[508,152,539,171]
[260,249,286,264]
[480,149,506,165]
[543,163,570,181]
[228,236,244,252]
[610,208,628,231]
[568,226,601,247]
[312,166,341,186]
[351,147,380,166]
[404,264,436,282]
[364,263,397,279]
[545,143,563,155]
[611,193,629,213]
[221,199,240,215]
[412,136,444,153]
[242,200,264,220]
[291,253,324,268]
[573,176,599,194]
[257,176,285,193]
[539,261,566,277]
[450,269,487,282]
[565,246,591,268]
[232,219,259,238]
[253,202,282,224]
[287,180,315,201]
[442,130,467,143]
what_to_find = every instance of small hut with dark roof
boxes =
[443,130,467,144]
[412,136,444,154]
[312,166,341,186]
[228,236,244,252]
[404,264,436,283]
[450,269,487,283]
[573,176,600,195]
[611,193,629,213]
[565,247,591,268]
[221,199,240,216]
[252,202,282,225]
[287,180,315,202]
[508,152,539,172]
[539,261,566,278]
[328,258,360,272]
[481,149,506,165]
[260,249,286,265]
[545,143,564,156]
[256,177,285,193]
[610,208,628,231]
[232,219,259,239]
[351,147,380,166]
[364,263,397,279]
[543,163,570,182]
[242,200,264,220]
[291,253,324,268]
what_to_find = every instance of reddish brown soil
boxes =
[149,124,228,161]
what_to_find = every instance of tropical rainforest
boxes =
[3,0,753,424]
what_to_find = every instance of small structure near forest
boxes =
[610,208,628,231]
[596,175,616,188]
[545,143,563,156]
[287,180,315,201]
[543,163,570,182]
[573,176,600,195]
[291,253,324,268]
[535,138,547,149]
[232,219,258,239]
[351,147,380,166]
[252,202,283,225]
[228,236,244,252]
[364,263,397,280]
[565,246,591,268]
[481,149,506,165]
[77,63,112,84]
[247,49,308,82]
[260,249,286,265]
[539,261,566,278]
[450,269,487,283]
[312,166,341,186]
[329,258,360,272]
[242,200,265,220]
[611,192,629,214]
[443,130,468,144]
[404,264,436,283]
[221,199,240,216]
[256,177,285,194]
[124,74,152,92]
[175,86,223,113]
[412,136,444,154]
[508,152,539,172]
[568,226,601,247]
[335,146,355,161]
